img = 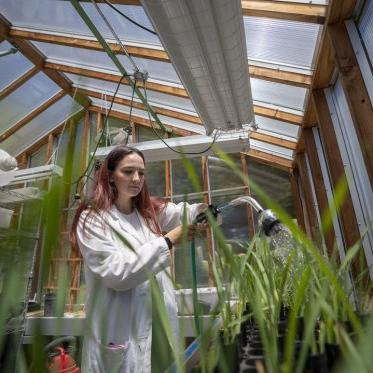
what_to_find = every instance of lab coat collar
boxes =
[108,205,147,245]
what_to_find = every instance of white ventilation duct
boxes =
[95,131,250,162]
[141,0,254,135]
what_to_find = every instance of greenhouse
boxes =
[0,0,373,372]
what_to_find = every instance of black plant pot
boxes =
[325,343,341,370]
[305,353,328,373]
[214,335,239,373]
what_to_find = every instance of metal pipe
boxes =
[228,196,264,212]
[0,47,18,58]
[70,0,171,134]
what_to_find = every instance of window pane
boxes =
[248,159,294,217]
[146,161,165,197]
[0,72,60,134]
[0,41,34,91]
[211,188,250,253]
[172,158,203,196]
[208,154,243,190]
[136,125,158,142]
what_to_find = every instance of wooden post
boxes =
[289,168,307,234]
[296,153,320,242]
[328,23,373,186]
[240,153,256,238]
[202,156,215,286]
[312,89,365,275]
[303,128,336,258]
[96,112,103,134]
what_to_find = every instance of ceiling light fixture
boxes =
[141,0,255,135]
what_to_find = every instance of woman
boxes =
[70,146,207,372]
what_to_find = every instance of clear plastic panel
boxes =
[0,41,34,91]
[33,41,181,84]
[254,115,300,139]
[1,0,161,45]
[250,139,293,159]
[89,97,205,134]
[251,78,307,111]
[0,72,60,135]
[244,17,321,71]
[1,95,82,156]
[65,73,196,112]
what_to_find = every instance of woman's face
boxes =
[111,153,145,200]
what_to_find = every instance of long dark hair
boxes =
[70,146,166,248]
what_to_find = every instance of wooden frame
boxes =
[290,168,307,233]
[10,28,312,88]
[312,88,365,274]
[0,14,91,108]
[303,128,336,257]
[296,153,319,241]
[75,0,327,23]
[327,22,373,186]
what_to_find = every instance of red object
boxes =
[47,347,80,373]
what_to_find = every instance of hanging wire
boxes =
[143,82,221,155]
[101,0,157,36]
[71,74,127,201]
[91,0,139,72]
[46,87,79,166]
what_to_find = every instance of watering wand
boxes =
[190,205,221,335]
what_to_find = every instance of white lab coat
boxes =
[77,202,202,373]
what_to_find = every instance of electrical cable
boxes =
[91,0,139,71]
[46,87,79,166]
[123,79,136,146]
[71,74,127,201]
[143,82,221,155]
[101,0,157,36]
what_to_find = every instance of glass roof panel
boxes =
[0,41,34,91]
[254,115,300,139]
[1,0,160,45]
[65,73,196,112]
[32,41,181,84]
[1,95,82,157]
[89,97,205,134]
[244,17,322,71]
[251,78,307,111]
[0,71,60,135]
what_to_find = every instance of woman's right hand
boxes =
[164,223,208,246]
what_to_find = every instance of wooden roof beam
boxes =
[11,28,311,88]
[0,14,91,108]
[71,0,326,23]
[250,132,297,150]
[9,28,170,62]
[0,90,66,142]
[76,87,202,125]
[242,149,293,171]
[45,61,189,98]
[241,0,326,24]
[46,61,303,125]
[80,87,297,150]
[89,105,196,137]
[249,65,311,88]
